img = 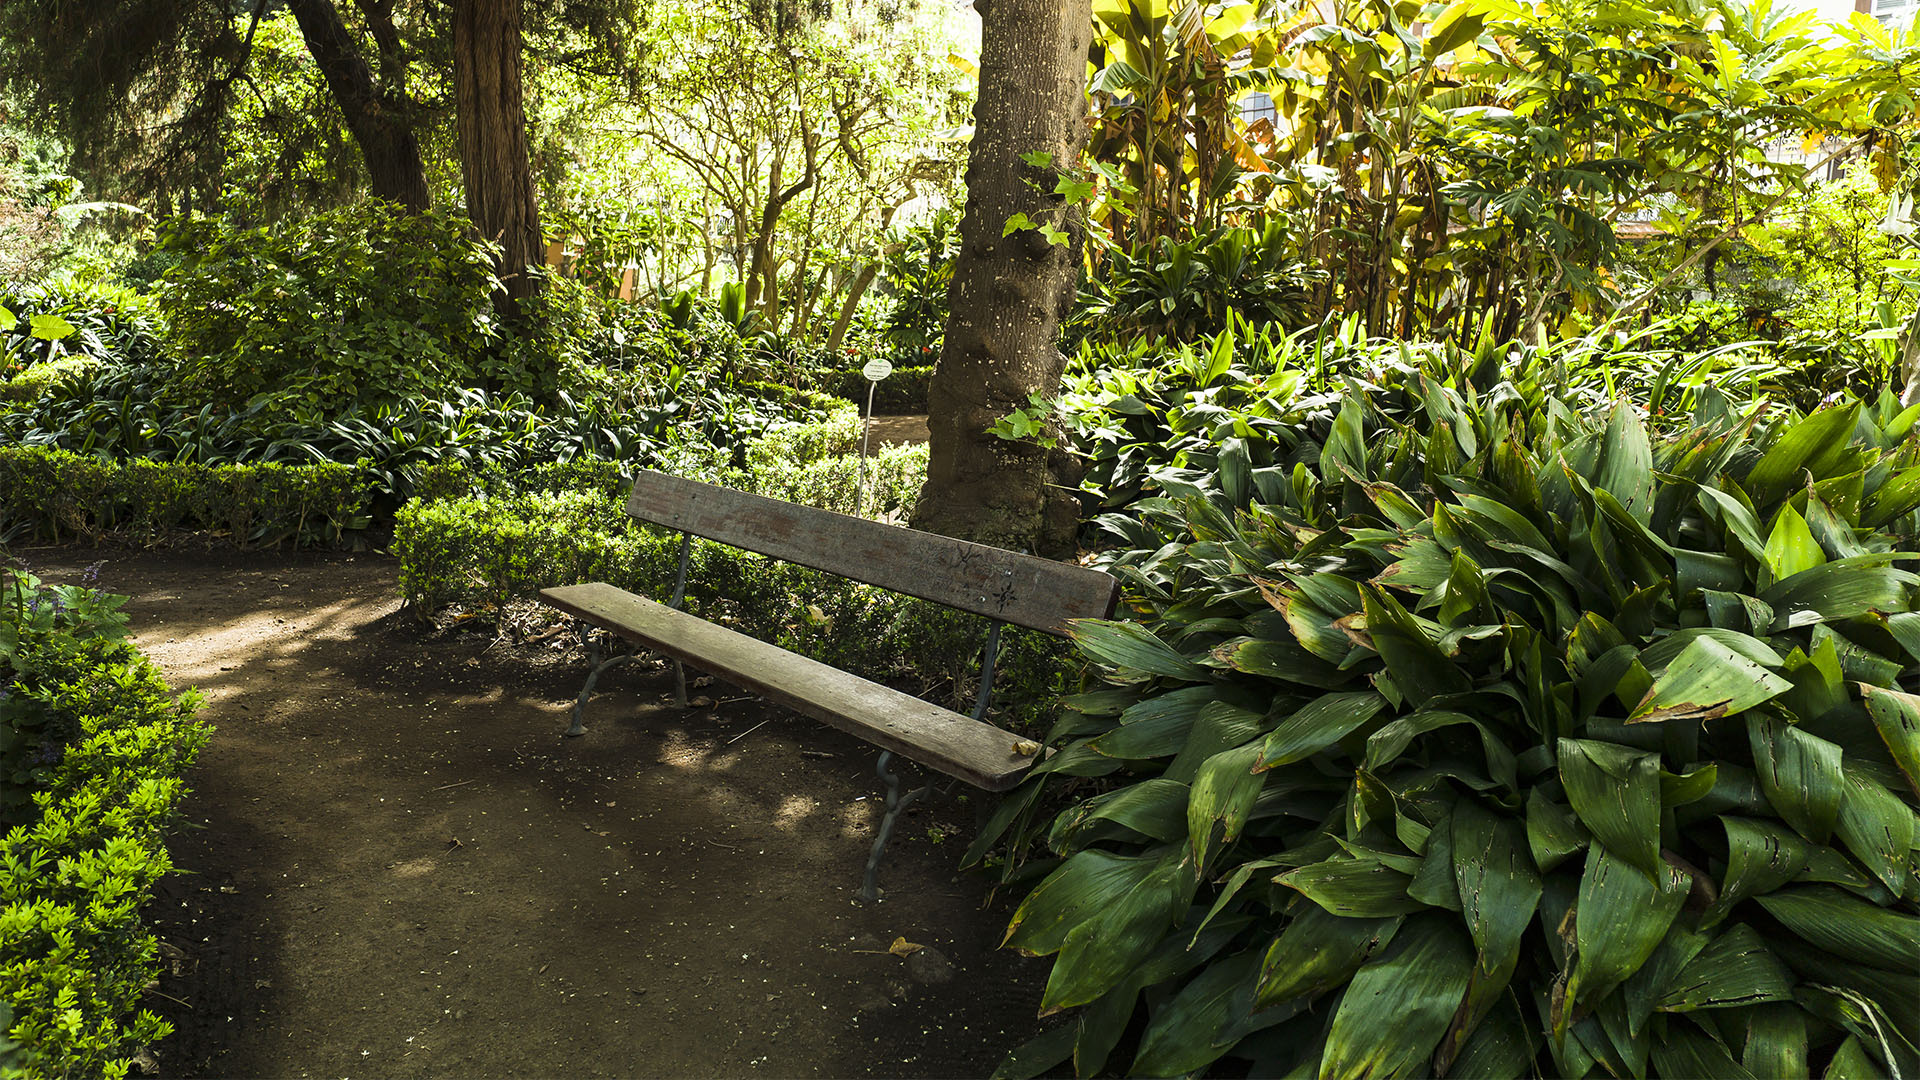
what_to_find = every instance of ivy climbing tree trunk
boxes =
[452,0,544,303]
[285,0,431,211]
[911,0,1091,555]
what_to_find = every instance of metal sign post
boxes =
[856,357,893,518]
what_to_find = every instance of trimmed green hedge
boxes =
[391,441,1071,726]
[830,365,934,415]
[2,571,209,1079]
[0,446,372,548]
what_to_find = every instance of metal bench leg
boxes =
[859,751,927,902]
[567,622,634,738]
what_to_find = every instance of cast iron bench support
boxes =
[538,469,1118,900]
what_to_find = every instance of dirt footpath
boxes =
[24,547,1051,1079]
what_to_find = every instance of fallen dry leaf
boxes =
[888,937,923,957]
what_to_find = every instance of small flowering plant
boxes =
[1,563,134,823]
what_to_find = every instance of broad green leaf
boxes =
[1656,924,1794,1012]
[1593,404,1655,521]
[1859,684,1920,799]
[1211,635,1351,689]
[1834,764,1914,894]
[1565,846,1690,1015]
[1647,1024,1760,1080]
[1254,905,1400,1008]
[1321,912,1475,1080]
[1445,994,1536,1079]
[1760,559,1920,632]
[1051,778,1189,849]
[1443,800,1540,1059]
[1072,619,1209,681]
[26,312,75,341]
[1525,787,1588,872]
[1320,395,1367,486]
[1277,855,1427,918]
[1764,504,1827,583]
[1360,584,1473,702]
[1088,685,1216,759]
[1166,702,1266,783]
[1421,0,1486,57]
[1747,402,1862,501]
[1748,715,1844,845]
[1707,817,1810,927]
[1558,738,1663,879]
[1366,711,1516,790]
[1823,1036,1884,1080]
[989,1023,1076,1080]
[1738,1005,1809,1079]
[1754,886,1920,973]
[1254,691,1387,771]
[1188,743,1264,873]
[1041,853,1198,1013]
[1628,638,1790,724]
[1006,849,1167,955]
[1130,948,1287,1077]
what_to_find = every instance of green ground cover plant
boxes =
[979,375,1920,1078]
[1,568,209,1079]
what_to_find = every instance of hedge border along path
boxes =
[1,571,209,1080]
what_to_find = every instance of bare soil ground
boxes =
[23,546,1053,1079]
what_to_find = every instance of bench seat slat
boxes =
[624,470,1118,636]
[540,583,1041,791]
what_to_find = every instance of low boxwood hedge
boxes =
[2,569,209,1079]
[0,446,372,548]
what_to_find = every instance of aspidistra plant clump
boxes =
[980,378,1920,1079]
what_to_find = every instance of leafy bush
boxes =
[877,211,959,355]
[1,569,208,1078]
[1074,222,1321,343]
[150,202,511,415]
[0,282,160,379]
[980,381,1920,1078]
[0,446,372,547]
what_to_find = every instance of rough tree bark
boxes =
[452,0,544,303]
[285,0,431,211]
[910,0,1091,555]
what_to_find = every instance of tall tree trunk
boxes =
[911,0,1090,555]
[452,0,543,303]
[285,0,430,210]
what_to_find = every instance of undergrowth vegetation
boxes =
[978,362,1920,1077]
[0,569,208,1079]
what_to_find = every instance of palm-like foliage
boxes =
[982,374,1920,1078]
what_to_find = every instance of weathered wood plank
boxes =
[623,470,1117,636]
[541,583,1043,791]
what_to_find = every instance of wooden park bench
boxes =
[538,469,1119,900]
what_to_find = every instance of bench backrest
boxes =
[625,470,1119,636]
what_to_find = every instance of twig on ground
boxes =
[726,718,773,745]
[430,779,476,792]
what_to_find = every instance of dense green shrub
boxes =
[829,364,934,414]
[981,381,1920,1078]
[1,570,208,1078]
[0,446,371,546]
[150,203,513,415]
[1073,222,1321,344]
[0,282,160,379]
